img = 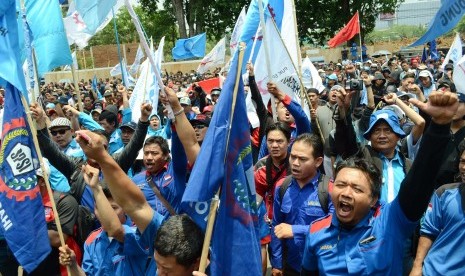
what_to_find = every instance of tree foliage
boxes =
[88,6,177,51]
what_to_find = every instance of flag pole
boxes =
[124,0,176,121]
[290,0,306,108]
[198,42,246,273]
[20,97,70,275]
[358,11,363,63]
[258,0,278,122]
[71,66,83,112]
[112,7,127,87]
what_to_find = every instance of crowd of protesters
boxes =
[0,48,463,276]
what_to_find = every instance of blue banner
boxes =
[410,0,465,47]
[172,33,206,60]
[25,0,72,76]
[181,51,262,275]
[0,82,50,273]
[0,0,27,94]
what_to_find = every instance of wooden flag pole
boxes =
[290,0,306,108]
[198,42,246,273]
[258,0,278,122]
[358,11,363,63]
[21,97,70,275]
[71,66,83,112]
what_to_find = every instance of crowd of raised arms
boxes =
[0,53,464,276]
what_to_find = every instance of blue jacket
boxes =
[302,198,416,274]
[270,173,333,271]
[82,225,149,276]
[421,183,465,276]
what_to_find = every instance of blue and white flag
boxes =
[182,50,262,275]
[230,6,247,56]
[410,0,465,47]
[63,51,79,71]
[129,44,144,76]
[197,37,226,74]
[442,33,462,69]
[25,0,72,76]
[0,0,27,94]
[172,33,206,60]
[75,0,117,34]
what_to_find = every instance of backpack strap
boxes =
[278,176,293,203]
[317,174,331,214]
[146,175,177,216]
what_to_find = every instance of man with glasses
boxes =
[49,117,84,158]
[190,114,210,145]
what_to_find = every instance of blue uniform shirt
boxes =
[270,173,334,271]
[380,150,405,203]
[132,132,187,219]
[138,212,165,276]
[109,129,124,155]
[302,197,417,275]
[82,225,150,276]
[421,185,465,275]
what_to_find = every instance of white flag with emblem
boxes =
[442,33,462,70]
[230,6,247,55]
[254,18,310,119]
[197,37,226,74]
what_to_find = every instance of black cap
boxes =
[119,121,137,131]
[190,114,211,127]
[444,63,454,71]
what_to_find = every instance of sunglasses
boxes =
[50,129,69,136]
[193,124,206,129]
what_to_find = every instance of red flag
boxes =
[328,12,360,48]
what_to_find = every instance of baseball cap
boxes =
[330,85,343,91]
[444,63,454,71]
[418,70,430,78]
[46,103,56,109]
[396,91,416,99]
[119,121,137,131]
[327,74,338,81]
[417,64,428,70]
[103,90,113,97]
[49,117,71,129]
[180,97,191,106]
[190,114,211,127]
[363,109,406,139]
[203,105,213,114]
[91,109,102,115]
[211,87,221,95]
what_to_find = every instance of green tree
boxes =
[139,0,248,39]
[296,0,405,46]
[89,6,177,52]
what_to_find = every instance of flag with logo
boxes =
[254,18,310,119]
[197,37,226,74]
[182,49,261,275]
[410,0,465,47]
[172,33,206,60]
[328,11,360,48]
[301,57,325,92]
[129,44,145,76]
[0,3,50,272]
[442,33,462,69]
[75,0,117,33]
[25,0,73,76]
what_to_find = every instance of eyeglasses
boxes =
[50,129,69,136]
[193,124,206,129]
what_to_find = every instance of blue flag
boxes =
[25,0,72,76]
[0,0,27,94]
[409,0,465,47]
[430,39,439,60]
[0,82,50,272]
[172,33,206,60]
[75,0,117,34]
[181,52,262,275]
[421,47,427,63]
[92,75,103,100]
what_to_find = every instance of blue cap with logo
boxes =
[363,109,406,139]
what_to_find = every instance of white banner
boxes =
[197,37,226,74]
[230,6,247,56]
[442,33,462,70]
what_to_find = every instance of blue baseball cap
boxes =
[119,121,137,131]
[363,109,406,140]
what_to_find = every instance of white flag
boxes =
[442,33,462,70]
[302,57,325,92]
[281,0,299,69]
[63,52,78,71]
[197,37,226,74]
[64,0,125,49]
[129,45,145,76]
[254,18,310,119]
[230,6,247,55]
[110,62,122,76]
[130,37,164,123]
[453,55,465,94]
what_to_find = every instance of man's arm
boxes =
[333,88,359,159]
[75,131,154,233]
[83,165,125,242]
[160,87,199,165]
[114,103,151,173]
[398,92,459,221]
[410,236,434,276]
[270,185,285,272]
